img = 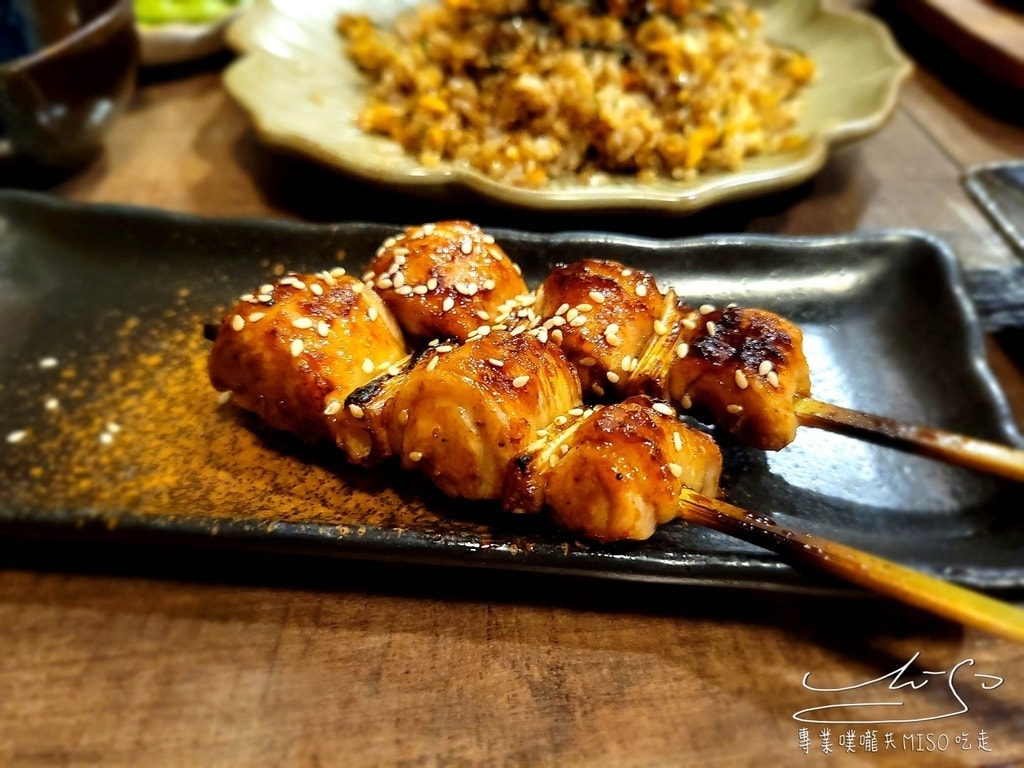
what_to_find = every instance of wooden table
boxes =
[3,4,1024,765]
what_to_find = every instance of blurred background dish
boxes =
[224,0,913,215]
[0,0,138,186]
[135,0,249,67]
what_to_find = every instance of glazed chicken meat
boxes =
[207,221,818,541]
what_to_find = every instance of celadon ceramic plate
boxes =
[223,0,912,214]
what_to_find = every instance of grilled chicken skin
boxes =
[633,304,812,451]
[505,396,722,541]
[534,259,670,400]
[208,271,408,443]
[363,220,530,342]
[333,330,583,500]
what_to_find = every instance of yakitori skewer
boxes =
[528,256,1024,481]
[207,263,1024,643]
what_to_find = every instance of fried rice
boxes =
[338,0,815,188]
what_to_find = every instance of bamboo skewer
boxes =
[794,397,1024,483]
[678,489,1024,643]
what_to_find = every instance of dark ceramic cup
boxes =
[0,0,138,185]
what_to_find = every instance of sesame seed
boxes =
[293,280,307,290]
[257,294,273,303]
[426,278,438,291]
[106,422,121,434]
[423,223,436,235]
[217,391,232,405]
[441,297,456,313]
[512,375,530,388]
[555,303,569,316]
[681,395,693,409]
[653,402,675,417]
[550,329,564,345]
[368,307,379,322]
[231,315,245,332]
[435,345,453,353]
[6,430,27,444]
[735,370,749,390]
[510,324,527,336]
[759,360,774,375]
[535,328,549,344]
[592,383,605,397]
[488,357,504,367]
[549,315,565,327]
[653,319,668,335]
[460,236,473,255]
[566,308,579,322]
[482,279,496,291]
[413,285,428,295]
[476,326,491,337]
[579,357,596,367]
[554,415,568,426]
[408,450,424,462]
[668,463,683,478]
[699,304,716,315]
[398,409,410,425]
[362,358,374,374]
[240,293,255,302]
[483,234,495,244]
[588,290,605,304]
[259,284,275,294]
[606,371,620,384]
[348,403,365,419]
[99,432,114,446]
[323,401,342,416]
[622,269,633,277]
[621,355,632,371]
[45,398,60,411]
[576,303,593,313]
[568,407,584,417]
[636,284,648,297]
[682,317,698,330]
[726,404,744,414]
[392,271,406,289]
[331,267,346,278]
[427,356,439,372]
[290,339,304,357]
[310,283,324,296]
[706,321,717,336]
[387,365,402,376]
[537,428,548,438]
[672,431,683,451]
[767,371,780,388]
[351,282,364,294]
[247,312,266,323]
[292,317,314,330]
[395,285,414,296]
[560,444,570,456]
[38,357,58,369]
[676,343,689,358]
[377,277,393,290]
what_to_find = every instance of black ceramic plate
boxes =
[1,191,1023,593]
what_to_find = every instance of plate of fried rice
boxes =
[224,0,911,213]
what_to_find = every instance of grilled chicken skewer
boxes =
[513,396,1024,642]
[208,268,409,443]
[207,267,1024,642]
[534,258,1024,478]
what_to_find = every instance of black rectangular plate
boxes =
[1,191,1023,593]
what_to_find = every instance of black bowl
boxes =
[0,0,138,185]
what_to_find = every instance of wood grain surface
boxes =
[2,2,1024,765]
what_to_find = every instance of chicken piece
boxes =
[534,259,670,400]
[335,330,583,499]
[208,270,408,443]
[632,303,811,451]
[363,220,531,342]
[504,396,722,541]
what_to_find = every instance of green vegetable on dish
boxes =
[134,0,245,25]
